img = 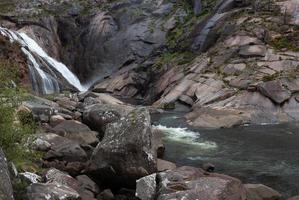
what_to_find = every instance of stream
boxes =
[151,111,299,198]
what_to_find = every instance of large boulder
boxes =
[136,166,246,200]
[27,183,80,200]
[30,133,88,170]
[0,149,14,200]
[258,80,291,104]
[52,120,99,146]
[90,108,157,188]
[45,169,99,200]
[82,104,134,138]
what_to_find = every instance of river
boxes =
[151,111,299,198]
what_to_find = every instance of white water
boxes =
[19,33,87,92]
[154,125,218,149]
[0,27,87,94]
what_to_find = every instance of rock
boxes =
[97,189,114,200]
[244,184,282,200]
[83,97,103,107]
[224,35,260,47]
[152,129,165,158]
[154,79,196,106]
[40,134,88,162]
[186,107,245,128]
[83,104,134,137]
[23,101,56,120]
[27,183,80,200]
[56,97,78,111]
[20,172,42,184]
[29,136,52,151]
[288,196,299,200]
[94,93,124,105]
[257,80,291,104]
[136,173,157,200]
[49,115,65,127]
[179,94,194,106]
[222,63,246,75]
[137,166,246,200]
[52,120,99,145]
[239,45,267,57]
[76,175,100,194]
[90,108,157,188]
[202,163,215,172]
[157,159,176,172]
[0,148,14,200]
[229,78,252,89]
[45,168,81,190]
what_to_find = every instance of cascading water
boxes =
[0,27,87,94]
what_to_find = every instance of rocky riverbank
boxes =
[1,0,298,128]
[0,91,297,200]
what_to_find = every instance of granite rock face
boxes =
[136,166,246,200]
[90,108,157,188]
[0,148,14,200]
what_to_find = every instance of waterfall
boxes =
[191,0,235,51]
[0,27,87,94]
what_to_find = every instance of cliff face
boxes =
[1,0,299,128]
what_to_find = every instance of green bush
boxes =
[0,50,41,197]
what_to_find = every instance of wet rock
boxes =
[27,183,80,200]
[136,173,157,200]
[288,196,299,200]
[52,120,99,145]
[239,45,267,57]
[0,148,14,200]
[244,184,282,200]
[157,159,176,172]
[257,80,291,104]
[90,108,157,188]
[152,129,165,158]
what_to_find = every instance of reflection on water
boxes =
[151,112,299,198]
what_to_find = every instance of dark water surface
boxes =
[151,112,299,198]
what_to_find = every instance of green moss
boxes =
[154,51,195,70]
[0,0,15,14]
[262,73,279,82]
[271,36,299,52]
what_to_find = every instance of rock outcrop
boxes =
[0,148,14,200]
[90,108,157,188]
[136,166,247,200]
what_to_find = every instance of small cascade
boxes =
[0,27,87,94]
[191,0,235,51]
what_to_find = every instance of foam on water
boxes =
[153,124,218,149]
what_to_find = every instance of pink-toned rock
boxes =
[239,45,267,57]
